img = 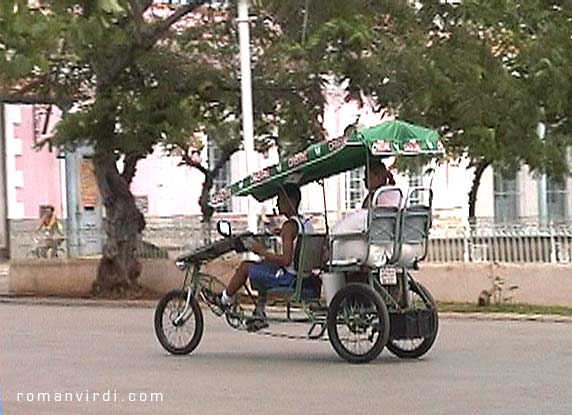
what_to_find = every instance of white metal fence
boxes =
[427,219,572,264]
[11,216,572,264]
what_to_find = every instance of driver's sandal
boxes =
[246,316,269,332]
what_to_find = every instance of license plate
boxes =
[379,268,397,285]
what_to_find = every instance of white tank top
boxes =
[285,215,314,274]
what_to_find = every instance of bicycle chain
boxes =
[253,329,330,342]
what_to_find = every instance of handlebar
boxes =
[176,232,278,265]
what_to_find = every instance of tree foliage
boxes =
[406,1,572,218]
[1,0,570,255]
[1,0,220,295]
[0,0,336,293]
[261,0,572,220]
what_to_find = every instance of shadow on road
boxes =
[154,349,435,366]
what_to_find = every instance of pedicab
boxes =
[154,119,444,363]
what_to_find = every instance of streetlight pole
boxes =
[0,102,9,258]
[237,0,258,233]
[537,122,548,224]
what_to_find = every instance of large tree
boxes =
[0,0,334,295]
[0,0,220,296]
[260,0,572,223]
[375,0,572,222]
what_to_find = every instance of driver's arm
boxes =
[253,219,297,267]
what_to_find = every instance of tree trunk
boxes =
[91,151,146,297]
[184,146,237,244]
[468,159,491,226]
[199,173,215,244]
[467,159,491,263]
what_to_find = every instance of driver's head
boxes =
[277,183,301,216]
[365,160,394,191]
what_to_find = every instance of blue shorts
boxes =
[249,262,320,297]
[249,262,295,290]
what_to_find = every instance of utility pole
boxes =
[537,122,548,223]
[237,0,258,233]
[65,149,80,257]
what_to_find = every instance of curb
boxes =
[0,296,571,323]
[0,296,157,309]
[439,311,572,324]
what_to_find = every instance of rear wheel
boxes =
[386,282,438,359]
[327,284,389,364]
[155,289,203,355]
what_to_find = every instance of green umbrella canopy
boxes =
[209,119,443,205]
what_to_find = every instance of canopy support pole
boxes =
[320,180,329,235]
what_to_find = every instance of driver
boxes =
[203,183,314,318]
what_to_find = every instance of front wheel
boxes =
[327,284,390,364]
[386,282,439,359]
[154,289,204,355]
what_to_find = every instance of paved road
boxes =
[0,303,570,415]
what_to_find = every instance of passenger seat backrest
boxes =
[402,206,431,240]
[368,187,404,265]
[294,234,327,275]
[400,188,433,263]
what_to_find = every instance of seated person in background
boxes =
[203,183,315,318]
[36,205,64,257]
[36,205,62,234]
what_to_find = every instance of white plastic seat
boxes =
[329,187,404,268]
[395,190,433,267]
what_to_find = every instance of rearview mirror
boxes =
[217,220,232,238]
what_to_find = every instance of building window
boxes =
[547,178,567,221]
[207,140,231,213]
[494,172,519,223]
[345,167,365,210]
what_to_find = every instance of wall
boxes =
[8,257,240,297]
[415,263,572,307]
[7,259,572,306]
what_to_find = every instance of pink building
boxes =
[3,104,64,220]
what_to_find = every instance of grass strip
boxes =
[437,302,572,316]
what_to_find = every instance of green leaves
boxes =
[390,0,572,182]
[3,0,570,187]
[98,0,125,14]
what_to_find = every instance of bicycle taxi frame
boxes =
[154,120,444,363]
